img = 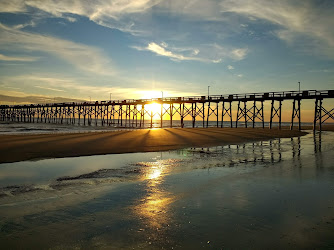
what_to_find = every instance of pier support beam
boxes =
[236,100,264,128]
[221,102,232,128]
[206,101,219,127]
[313,98,334,131]
[252,101,265,128]
[236,101,244,127]
[290,98,301,130]
[270,99,282,129]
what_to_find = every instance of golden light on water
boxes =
[133,161,176,229]
[148,167,162,180]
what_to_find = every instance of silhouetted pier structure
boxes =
[1,90,333,131]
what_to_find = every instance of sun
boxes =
[145,102,162,119]
[138,90,171,120]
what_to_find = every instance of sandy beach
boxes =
[0,127,307,163]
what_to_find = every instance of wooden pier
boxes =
[1,90,333,131]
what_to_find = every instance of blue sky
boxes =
[0,0,333,103]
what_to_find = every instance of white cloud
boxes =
[146,42,197,61]
[26,0,161,19]
[211,44,249,61]
[227,65,234,70]
[231,48,248,60]
[0,23,114,75]
[0,53,38,62]
[160,42,168,48]
[133,42,206,62]
[133,42,248,63]
[12,20,37,30]
[192,49,199,56]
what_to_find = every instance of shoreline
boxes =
[0,127,308,164]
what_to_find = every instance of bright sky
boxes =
[0,0,333,103]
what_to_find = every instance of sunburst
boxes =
[145,102,162,119]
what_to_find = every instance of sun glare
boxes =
[140,90,165,99]
[137,91,172,120]
[145,103,162,119]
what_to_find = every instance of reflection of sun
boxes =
[148,167,162,179]
[135,162,175,229]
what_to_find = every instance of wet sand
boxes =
[0,127,307,163]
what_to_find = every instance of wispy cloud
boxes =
[0,93,85,105]
[132,42,248,63]
[220,0,334,57]
[34,85,65,92]
[12,20,37,30]
[22,0,161,19]
[0,53,38,62]
[0,0,161,36]
[135,42,203,62]
[0,23,114,75]
[2,0,332,61]
[1,74,119,100]
[2,0,333,54]
[309,68,334,73]
[231,48,248,60]
[0,0,26,13]
[227,65,234,70]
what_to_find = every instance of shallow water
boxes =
[0,131,333,249]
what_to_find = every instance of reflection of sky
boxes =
[0,151,184,187]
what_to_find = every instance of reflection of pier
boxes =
[183,133,323,168]
[185,140,284,166]
[1,90,333,130]
[313,132,322,153]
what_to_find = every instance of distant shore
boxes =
[0,127,310,164]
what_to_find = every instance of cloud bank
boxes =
[0,23,114,75]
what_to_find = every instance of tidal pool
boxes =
[0,131,333,249]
